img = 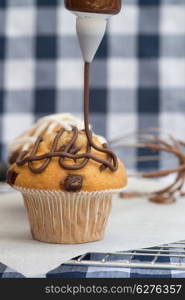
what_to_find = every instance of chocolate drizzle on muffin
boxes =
[15,63,118,174]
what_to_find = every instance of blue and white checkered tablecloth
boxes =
[0,0,185,279]
[0,0,185,171]
[1,243,185,278]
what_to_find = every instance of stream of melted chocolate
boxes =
[16,63,118,174]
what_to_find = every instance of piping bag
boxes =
[65,0,122,62]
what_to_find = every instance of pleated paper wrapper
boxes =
[14,186,125,244]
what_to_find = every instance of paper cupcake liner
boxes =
[14,186,125,244]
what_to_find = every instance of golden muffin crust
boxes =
[7,125,127,192]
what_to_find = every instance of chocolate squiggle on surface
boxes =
[16,63,118,174]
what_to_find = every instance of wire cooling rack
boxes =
[1,183,185,271]
[67,241,185,270]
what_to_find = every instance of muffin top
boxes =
[7,114,127,192]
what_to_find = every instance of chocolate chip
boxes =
[63,174,83,192]
[6,169,18,185]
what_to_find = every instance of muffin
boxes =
[7,114,127,244]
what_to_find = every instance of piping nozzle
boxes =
[76,13,110,63]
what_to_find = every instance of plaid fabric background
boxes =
[1,243,185,278]
[0,0,185,171]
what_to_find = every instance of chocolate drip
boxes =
[16,63,118,174]
[83,63,118,171]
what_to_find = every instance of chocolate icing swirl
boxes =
[16,63,118,174]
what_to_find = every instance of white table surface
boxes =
[0,179,185,277]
